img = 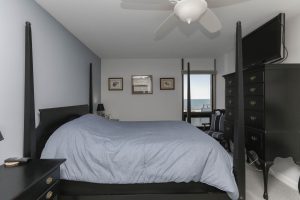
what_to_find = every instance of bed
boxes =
[40,114,238,199]
[23,21,245,200]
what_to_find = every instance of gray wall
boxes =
[216,49,235,109]
[285,13,300,63]
[101,58,214,121]
[0,0,101,163]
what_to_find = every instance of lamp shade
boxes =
[0,131,3,141]
[97,104,105,112]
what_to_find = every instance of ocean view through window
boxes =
[184,74,212,112]
[183,73,212,127]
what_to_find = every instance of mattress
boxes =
[41,114,239,199]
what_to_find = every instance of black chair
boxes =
[202,109,225,130]
[203,109,229,151]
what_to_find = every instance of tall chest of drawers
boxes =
[223,64,300,200]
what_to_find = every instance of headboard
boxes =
[34,105,89,158]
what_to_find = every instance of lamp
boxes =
[97,104,105,116]
[0,131,3,141]
[174,0,207,24]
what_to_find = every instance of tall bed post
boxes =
[89,63,93,114]
[212,59,217,110]
[234,21,245,200]
[24,22,36,158]
[181,58,185,121]
[187,62,191,124]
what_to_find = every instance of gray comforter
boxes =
[41,114,238,199]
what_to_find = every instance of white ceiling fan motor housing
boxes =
[174,0,208,24]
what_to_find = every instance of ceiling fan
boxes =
[121,0,247,38]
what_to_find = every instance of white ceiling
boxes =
[35,0,300,58]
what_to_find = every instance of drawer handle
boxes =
[250,116,257,121]
[46,177,53,185]
[46,191,53,199]
[226,127,230,131]
[250,76,257,81]
[229,100,232,104]
[250,101,256,106]
[250,88,256,92]
[251,136,258,141]
[228,112,232,116]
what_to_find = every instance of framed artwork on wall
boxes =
[108,78,123,91]
[160,78,175,90]
[132,75,153,94]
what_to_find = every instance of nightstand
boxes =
[0,159,65,200]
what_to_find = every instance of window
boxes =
[184,74,212,112]
[183,74,213,127]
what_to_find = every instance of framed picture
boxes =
[160,78,175,90]
[108,78,123,91]
[132,75,153,94]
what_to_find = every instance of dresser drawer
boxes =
[245,96,264,111]
[246,128,264,159]
[37,181,59,200]
[245,111,264,129]
[224,121,234,140]
[244,83,264,96]
[225,96,235,108]
[226,87,235,97]
[15,167,60,200]
[225,76,235,87]
[244,70,264,84]
[225,109,234,121]
[37,167,60,195]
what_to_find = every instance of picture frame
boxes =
[108,78,123,91]
[132,75,153,94]
[160,78,175,90]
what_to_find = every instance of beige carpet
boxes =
[246,164,300,200]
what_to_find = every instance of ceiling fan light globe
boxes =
[174,0,207,24]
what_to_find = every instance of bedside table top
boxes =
[0,159,65,200]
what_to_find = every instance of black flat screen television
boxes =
[243,13,285,68]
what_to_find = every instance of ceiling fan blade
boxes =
[154,12,178,40]
[206,0,250,8]
[199,9,222,33]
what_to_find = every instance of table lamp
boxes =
[0,131,4,141]
[97,104,105,117]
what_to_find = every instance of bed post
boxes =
[24,22,36,158]
[234,21,245,200]
[187,62,191,124]
[181,58,185,121]
[89,63,93,114]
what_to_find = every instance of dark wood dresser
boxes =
[0,159,65,200]
[223,64,300,200]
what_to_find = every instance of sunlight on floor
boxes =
[246,164,300,200]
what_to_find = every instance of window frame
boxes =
[182,70,216,128]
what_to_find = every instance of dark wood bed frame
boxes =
[24,22,245,200]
